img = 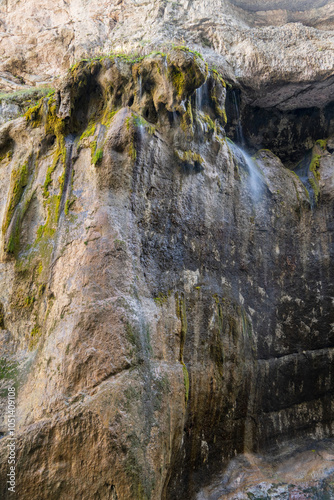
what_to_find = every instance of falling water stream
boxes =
[195,80,208,112]
[227,91,263,201]
[292,151,316,207]
[232,91,245,147]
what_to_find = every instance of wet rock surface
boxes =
[0,1,333,498]
[0,48,332,499]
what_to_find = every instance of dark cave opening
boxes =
[225,88,334,168]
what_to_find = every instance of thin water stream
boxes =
[227,91,263,201]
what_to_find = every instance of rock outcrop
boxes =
[0,2,333,500]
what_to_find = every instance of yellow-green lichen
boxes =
[154,292,169,306]
[182,363,190,403]
[92,148,103,165]
[181,100,194,134]
[24,295,36,308]
[176,293,187,363]
[309,151,321,202]
[2,163,28,234]
[24,101,43,128]
[101,109,116,127]
[43,146,66,199]
[203,114,216,133]
[171,67,186,97]
[210,68,226,87]
[90,140,105,165]
[129,142,137,161]
[175,150,204,172]
[28,325,41,350]
[310,154,321,179]
[0,151,13,163]
[315,139,327,150]
[171,45,204,61]
[64,198,76,215]
[79,122,96,142]
[45,97,66,141]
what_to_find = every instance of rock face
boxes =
[230,0,329,10]
[0,47,332,499]
[0,3,333,500]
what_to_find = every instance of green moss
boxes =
[171,45,204,61]
[210,68,226,87]
[147,50,166,58]
[171,67,186,97]
[24,295,35,308]
[92,148,103,165]
[176,294,187,363]
[110,52,145,65]
[182,363,190,403]
[90,139,97,153]
[309,176,320,202]
[24,101,43,128]
[210,75,227,123]
[101,109,116,127]
[181,100,194,134]
[64,199,70,215]
[90,140,104,166]
[2,163,29,235]
[316,139,327,150]
[43,104,66,198]
[203,114,216,133]
[310,154,321,179]
[0,87,54,103]
[129,142,137,161]
[36,193,62,241]
[45,98,66,141]
[175,150,204,171]
[43,168,53,198]
[79,122,96,141]
[28,325,41,350]
[0,150,13,163]
[154,293,168,306]
[308,151,322,203]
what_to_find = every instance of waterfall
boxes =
[293,151,316,207]
[227,139,263,201]
[232,90,245,147]
[226,91,263,200]
[138,74,142,99]
[195,80,208,112]
[196,85,203,111]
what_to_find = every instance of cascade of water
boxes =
[232,91,245,147]
[138,74,142,99]
[226,91,263,200]
[196,85,203,111]
[195,80,208,112]
[227,139,263,201]
[138,123,145,141]
[293,151,316,207]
